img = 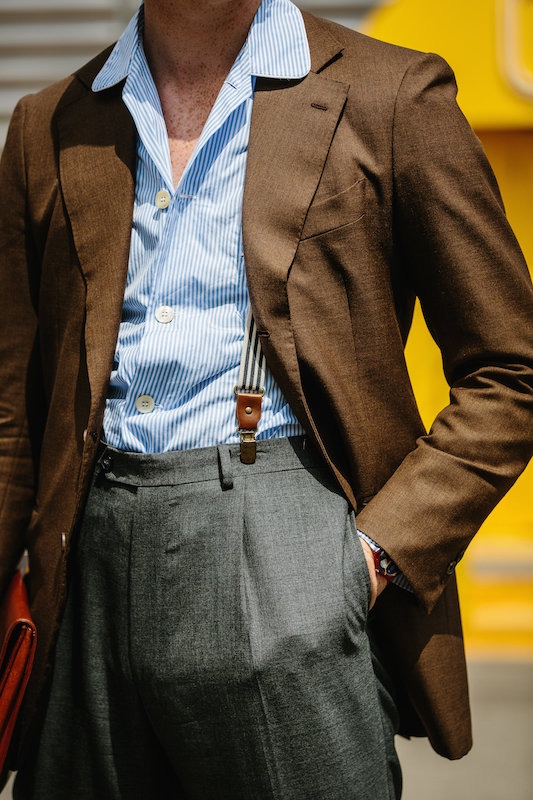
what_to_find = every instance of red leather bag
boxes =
[0,571,37,774]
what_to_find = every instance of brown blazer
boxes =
[1,12,532,766]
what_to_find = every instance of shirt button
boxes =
[135,394,155,414]
[155,305,174,324]
[155,189,171,209]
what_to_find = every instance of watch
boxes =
[371,547,400,583]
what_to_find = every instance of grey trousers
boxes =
[16,437,401,800]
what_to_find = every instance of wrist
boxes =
[371,546,400,583]
[357,530,399,583]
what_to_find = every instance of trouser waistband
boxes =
[96,436,319,490]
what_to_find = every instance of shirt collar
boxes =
[247,0,310,80]
[92,6,141,91]
[92,0,310,93]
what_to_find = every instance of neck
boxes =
[143,0,262,86]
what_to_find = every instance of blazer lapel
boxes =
[56,81,136,414]
[242,19,348,446]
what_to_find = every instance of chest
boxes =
[159,82,223,187]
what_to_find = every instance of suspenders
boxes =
[235,310,265,464]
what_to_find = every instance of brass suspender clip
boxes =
[238,430,257,465]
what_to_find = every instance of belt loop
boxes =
[217,445,234,491]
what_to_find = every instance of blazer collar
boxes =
[242,14,348,451]
[243,11,346,326]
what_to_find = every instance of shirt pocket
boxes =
[300,178,366,241]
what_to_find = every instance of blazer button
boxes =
[446,560,457,575]
[83,428,99,444]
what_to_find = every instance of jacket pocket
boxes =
[300,178,366,240]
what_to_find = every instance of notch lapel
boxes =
[242,22,348,443]
[243,70,349,319]
[56,83,136,414]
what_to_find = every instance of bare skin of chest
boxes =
[160,82,221,187]
[143,1,263,187]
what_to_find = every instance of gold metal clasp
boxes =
[238,430,257,465]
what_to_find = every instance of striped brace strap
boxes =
[235,309,266,464]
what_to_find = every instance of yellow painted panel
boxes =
[458,556,533,659]
[363,0,533,128]
[478,130,533,261]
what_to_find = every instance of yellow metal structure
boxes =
[362,0,533,658]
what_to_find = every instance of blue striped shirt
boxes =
[93,0,309,453]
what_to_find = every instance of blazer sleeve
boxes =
[356,53,533,613]
[0,99,42,593]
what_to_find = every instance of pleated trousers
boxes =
[15,437,401,800]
